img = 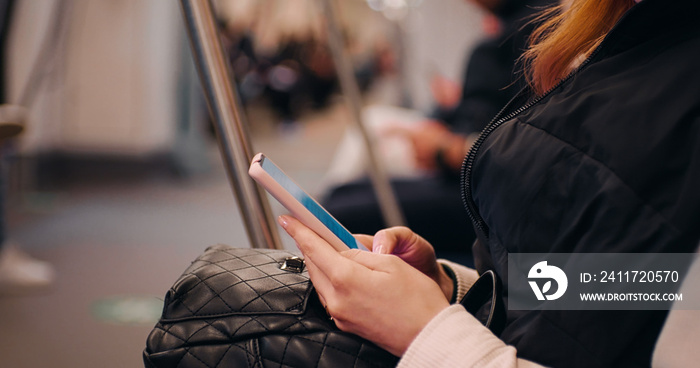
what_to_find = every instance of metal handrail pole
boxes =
[320,0,406,227]
[179,0,283,249]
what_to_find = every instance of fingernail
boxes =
[373,231,385,254]
[373,243,384,254]
[278,215,289,229]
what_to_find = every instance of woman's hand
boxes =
[384,121,468,171]
[355,227,454,301]
[279,216,451,356]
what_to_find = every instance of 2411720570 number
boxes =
[580,270,680,283]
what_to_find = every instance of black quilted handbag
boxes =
[143,245,400,368]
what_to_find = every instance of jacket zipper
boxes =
[460,46,605,241]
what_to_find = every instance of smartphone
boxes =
[249,152,368,252]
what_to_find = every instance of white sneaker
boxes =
[0,244,55,295]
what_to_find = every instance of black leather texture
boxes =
[143,245,399,368]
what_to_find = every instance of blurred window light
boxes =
[405,0,424,6]
[366,0,387,12]
[386,0,407,7]
[366,0,423,20]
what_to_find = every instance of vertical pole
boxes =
[320,0,405,227]
[179,0,282,249]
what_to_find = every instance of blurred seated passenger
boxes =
[322,0,553,262]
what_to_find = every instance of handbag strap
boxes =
[459,269,506,335]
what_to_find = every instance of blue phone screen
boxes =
[261,156,360,250]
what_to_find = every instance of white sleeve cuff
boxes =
[397,305,547,368]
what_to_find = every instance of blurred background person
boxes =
[0,0,53,295]
[321,0,554,263]
[0,109,54,295]
[217,0,387,135]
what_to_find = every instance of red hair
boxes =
[522,0,636,95]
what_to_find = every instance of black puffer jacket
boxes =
[461,1,700,367]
